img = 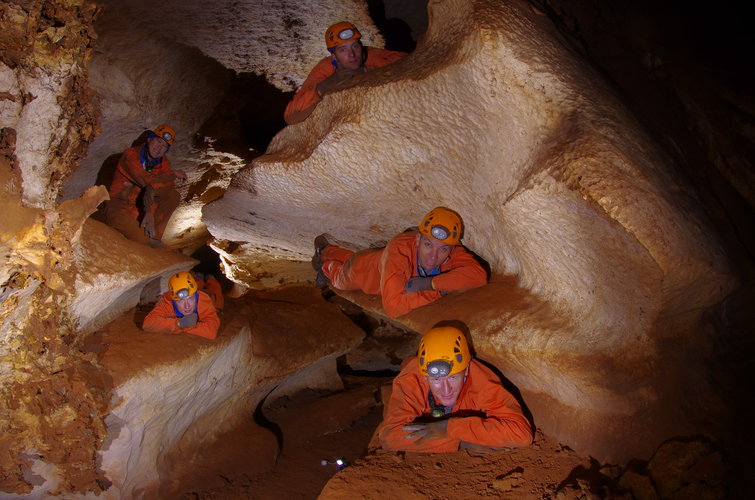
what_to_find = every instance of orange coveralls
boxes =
[321,231,487,318]
[143,287,220,340]
[378,358,533,452]
[106,145,180,244]
[284,47,406,124]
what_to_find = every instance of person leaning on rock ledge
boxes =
[377,326,533,453]
[283,21,407,125]
[311,207,488,318]
[143,271,222,339]
[105,124,187,248]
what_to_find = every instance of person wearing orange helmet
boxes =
[312,207,488,318]
[143,271,221,339]
[284,21,407,125]
[377,326,533,453]
[106,124,188,248]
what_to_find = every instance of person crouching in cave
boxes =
[377,326,533,453]
[105,124,187,248]
[283,21,407,125]
[312,207,488,318]
[143,271,221,340]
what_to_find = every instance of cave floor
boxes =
[88,287,624,499]
[171,374,600,500]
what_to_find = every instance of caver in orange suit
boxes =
[106,145,180,245]
[284,47,406,125]
[143,289,220,340]
[321,231,487,318]
[377,357,533,452]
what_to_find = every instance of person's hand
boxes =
[316,68,357,97]
[140,212,156,238]
[402,420,449,443]
[142,185,155,206]
[173,169,187,184]
[178,313,198,329]
[460,441,506,454]
[405,277,434,293]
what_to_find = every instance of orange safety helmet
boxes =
[325,21,361,50]
[168,272,198,300]
[418,326,471,377]
[152,124,176,145]
[419,207,463,245]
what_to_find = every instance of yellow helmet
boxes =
[168,272,197,300]
[418,327,471,377]
[325,21,361,50]
[152,124,176,145]
[419,207,463,245]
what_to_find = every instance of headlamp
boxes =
[162,132,173,143]
[175,288,191,299]
[338,28,355,40]
[429,225,450,242]
[426,360,452,378]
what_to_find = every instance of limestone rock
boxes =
[94,287,364,498]
[203,0,736,462]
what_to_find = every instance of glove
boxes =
[402,420,449,443]
[178,313,198,329]
[316,68,357,97]
[405,277,434,293]
[140,212,156,239]
[142,185,155,206]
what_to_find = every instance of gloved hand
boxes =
[316,68,358,97]
[140,212,156,239]
[178,313,198,329]
[173,169,187,184]
[142,185,155,207]
[460,441,509,454]
[405,277,434,293]
[402,420,449,443]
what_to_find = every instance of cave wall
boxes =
[0,0,750,494]
[203,0,736,462]
[0,1,112,494]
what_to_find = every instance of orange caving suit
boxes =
[321,231,487,318]
[284,47,406,124]
[106,145,180,244]
[378,358,533,452]
[143,290,220,340]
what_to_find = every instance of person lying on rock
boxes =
[105,124,187,248]
[143,271,221,340]
[312,207,488,318]
[377,326,533,453]
[284,21,407,125]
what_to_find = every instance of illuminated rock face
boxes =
[204,0,736,462]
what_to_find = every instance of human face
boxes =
[417,234,453,270]
[147,136,169,159]
[175,293,197,316]
[332,39,364,71]
[426,366,468,407]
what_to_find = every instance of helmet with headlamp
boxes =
[325,21,361,51]
[168,272,198,301]
[419,207,463,246]
[151,124,176,146]
[418,326,471,377]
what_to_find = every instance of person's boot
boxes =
[314,269,329,288]
[311,234,330,271]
